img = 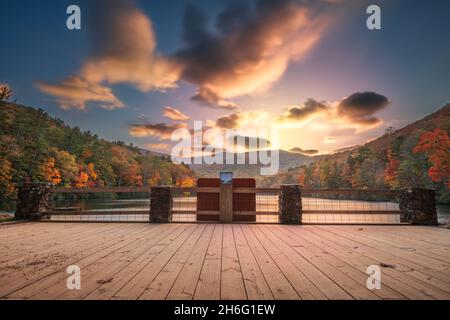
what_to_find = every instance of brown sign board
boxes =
[197,178,256,222]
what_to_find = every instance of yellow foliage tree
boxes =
[42,157,62,185]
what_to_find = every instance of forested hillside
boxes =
[262,104,450,203]
[0,102,195,206]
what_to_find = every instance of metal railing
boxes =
[301,189,402,224]
[45,186,404,224]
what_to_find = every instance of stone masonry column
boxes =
[150,187,173,223]
[279,185,302,224]
[399,188,438,225]
[15,182,53,221]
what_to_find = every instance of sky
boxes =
[1,0,450,155]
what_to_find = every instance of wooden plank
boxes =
[194,225,223,300]
[85,224,190,300]
[1,224,153,298]
[233,224,273,300]
[273,225,384,300]
[314,226,450,299]
[59,224,186,299]
[16,224,178,299]
[220,225,246,300]
[254,226,353,300]
[240,224,299,300]
[306,226,447,299]
[253,225,327,300]
[287,226,423,299]
[1,223,449,300]
[166,225,214,300]
[113,224,199,299]
[139,224,208,300]
[0,223,120,262]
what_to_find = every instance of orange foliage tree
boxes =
[41,157,62,185]
[384,147,400,188]
[413,128,450,187]
[74,163,98,188]
[177,176,195,187]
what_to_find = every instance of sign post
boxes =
[219,172,233,223]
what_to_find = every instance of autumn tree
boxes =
[0,85,13,102]
[413,128,450,187]
[54,150,78,186]
[41,157,62,185]
[0,157,15,197]
[384,147,400,188]
[177,176,195,187]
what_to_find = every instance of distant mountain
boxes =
[189,149,319,182]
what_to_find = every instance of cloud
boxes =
[38,0,181,110]
[163,106,190,121]
[145,143,171,152]
[38,0,336,111]
[81,0,181,91]
[177,0,332,108]
[129,122,188,140]
[289,147,319,155]
[36,76,124,110]
[276,92,389,131]
[214,110,271,130]
[336,91,389,127]
[277,99,329,124]
[215,113,242,129]
[191,87,238,110]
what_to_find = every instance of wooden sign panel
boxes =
[197,178,220,221]
[196,178,256,222]
[233,179,256,222]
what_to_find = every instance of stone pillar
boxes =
[150,187,173,223]
[279,185,302,224]
[399,188,438,225]
[15,182,53,221]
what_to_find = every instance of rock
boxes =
[150,187,173,223]
[399,188,438,225]
[15,182,53,221]
[279,185,302,224]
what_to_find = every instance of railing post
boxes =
[399,188,438,225]
[15,182,53,221]
[279,185,302,224]
[150,187,173,223]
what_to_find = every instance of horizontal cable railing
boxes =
[301,189,402,224]
[45,186,404,224]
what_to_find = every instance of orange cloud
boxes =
[37,76,124,110]
[163,107,191,121]
[178,1,332,108]
[38,0,340,111]
[129,122,188,140]
[146,143,171,152]
[38,0,180,110]
[80,0,181,91]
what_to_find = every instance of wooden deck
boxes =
[0,222,449,300]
